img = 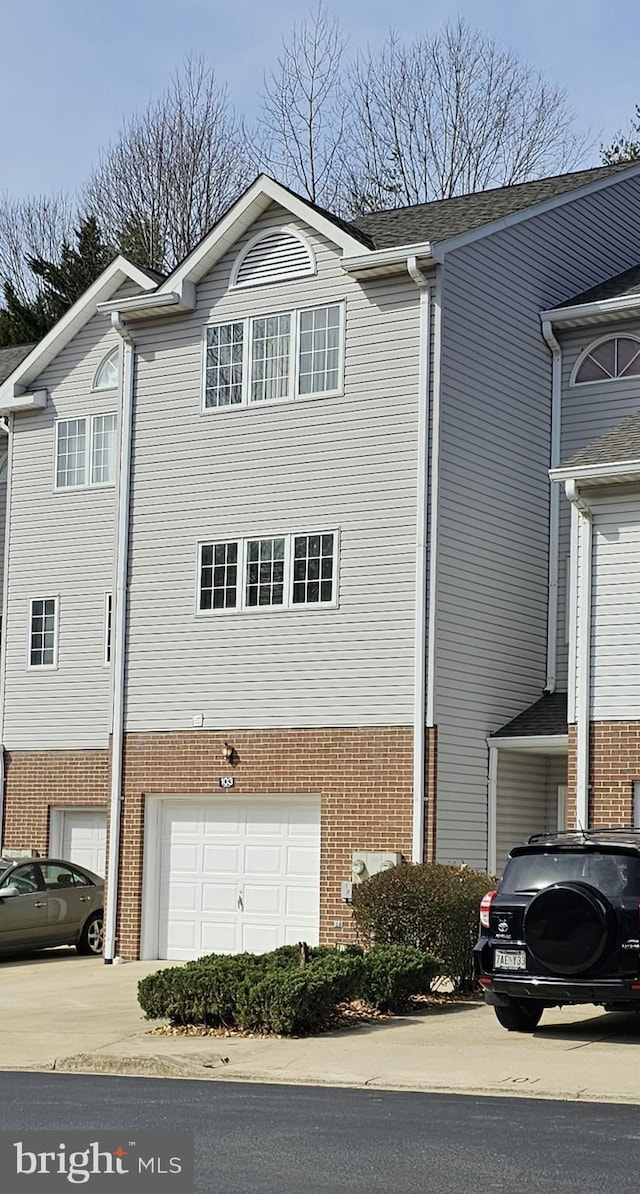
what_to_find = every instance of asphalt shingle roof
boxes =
[561,411,640,470]
[560,264,640,309]
[350,164,633,250]
[0,344,35,386]
[492,692,568,739]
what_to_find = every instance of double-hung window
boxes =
[203,303,343,410]
[29,597,58,668]
[198,532,338,612]
[55,413,117,490]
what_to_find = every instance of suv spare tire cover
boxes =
[523,881,615,976]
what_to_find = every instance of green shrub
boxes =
[362,946,441,1012]
[352,862,493,991]
[138,949,365,1034]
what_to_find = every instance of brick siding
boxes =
[566,721,640,828]
[3,749,110,854]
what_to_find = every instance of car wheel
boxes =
[494,999,543,1032]
[77,911,104,956]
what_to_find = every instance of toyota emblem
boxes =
[497,920,509,933]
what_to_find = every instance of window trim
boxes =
[196,529,340,615]
[92,346,120,392]
[27,594,59,670]
[54,412,117,492]
[570,333,640,386]
[201,300,345,413]
[229,225,316,290]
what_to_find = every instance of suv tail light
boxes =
[480,889,498,929]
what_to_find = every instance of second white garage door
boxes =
[51,808,107,877]
[156,798,320,961]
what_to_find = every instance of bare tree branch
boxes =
[0,193,75,303]
[83,56,253,272]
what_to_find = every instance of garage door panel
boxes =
[285,886,319,916]
[203,843,241,874]
[155,798,320,960]
[242,923,280,953]
[244,845,283,875]
[286,845,319,875]
[202,883,238,912]
[58,810,107,878]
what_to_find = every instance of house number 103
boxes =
[219,776,235,789]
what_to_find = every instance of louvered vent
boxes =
[232,229,315,288]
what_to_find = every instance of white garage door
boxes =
[57,809,107,877]
[157,799,320,961]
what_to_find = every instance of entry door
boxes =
[54,810,107,876]
[557,786,568,831]
[157,799,320,961]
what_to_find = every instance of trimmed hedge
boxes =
[352,862,493,992]
[138,943,440,1034]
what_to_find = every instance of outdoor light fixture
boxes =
[221,741,235,764]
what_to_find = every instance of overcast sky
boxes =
[0,0,635,199]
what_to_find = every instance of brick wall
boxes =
[117,727,415,959]
[3,749,110,853]
[566,721,640,828]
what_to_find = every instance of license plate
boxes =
[494,948,526,971]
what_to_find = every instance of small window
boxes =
[203,303,343,411]
[29,597,58,668]
[198,532,337,613]
[55,414,116,490]
[104,593,112,665]
[93,347,119,390]
[231,228,315,289]
[574,336,640,384]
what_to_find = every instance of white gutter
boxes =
[104,313,136,963]
[407,255,430,864]
[551,458,640,483]
[566,479,592,830]
[97,287,195,318]
[541,319,562,692]
[342,242,432,275]
[541,293,640,327]
[0,414,12,852]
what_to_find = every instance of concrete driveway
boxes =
[3,950,640,1102]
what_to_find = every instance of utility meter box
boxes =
[351,851,402,883]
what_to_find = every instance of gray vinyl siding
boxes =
[1,307,123,749]
[124,203,421,731]
[0,468,7,616]
[588,491,640,719]
[435,176,640,868]
[495,752,565,874]
[556,319,640,686]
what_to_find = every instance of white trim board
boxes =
[487,735,569,753]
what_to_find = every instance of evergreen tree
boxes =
[0,215,115,347]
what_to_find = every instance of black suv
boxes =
[474,829,640,1032]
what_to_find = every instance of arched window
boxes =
[573,336,640,384]
[230,227,315,289]
[93,347,119,390]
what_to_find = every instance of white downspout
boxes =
[541,319,562,693]
[0,413,13,853]
[487,742,498,876]
[566,479,592,829]
[407,255,430,864]
[104,314,135,962]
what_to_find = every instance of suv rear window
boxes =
[501,850,640,897]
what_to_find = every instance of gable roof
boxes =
[351,164,635,250]
[491,692,568,739]
[559,411,640,471]
[560,264,640,309]
[0,344,36,386]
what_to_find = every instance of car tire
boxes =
[77,911,104,957]
[494,999,543,1032]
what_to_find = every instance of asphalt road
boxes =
[2,1073,640,1193]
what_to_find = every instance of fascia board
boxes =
[342,242,433,274]
[550,460,640,483]
[540,295,640,326]
[429,162,640,261]
[488,734,569,752]
[157,175,372,293]
[0,257,157,403]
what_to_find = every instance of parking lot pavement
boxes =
[3,952,640,1102]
